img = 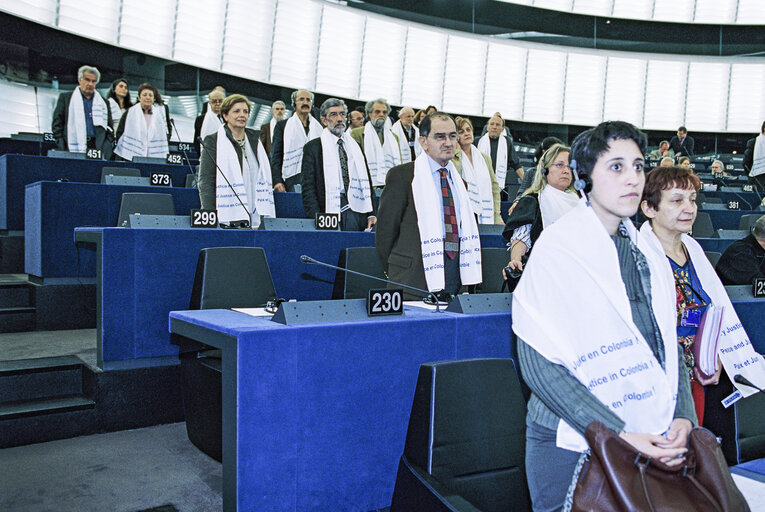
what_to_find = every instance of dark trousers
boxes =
[340,209,368,232]
[284,174,301,192]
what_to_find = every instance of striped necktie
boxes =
[439,168,459,259]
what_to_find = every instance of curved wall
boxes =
[2,0,765,133]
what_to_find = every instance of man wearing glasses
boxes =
[375,112,482,300]
[193,88,226,154]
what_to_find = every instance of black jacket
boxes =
[51,90,114,159]
[198,126,262,211]
[715,234,765,286]
[669,134,695,157]
[300,136,376,219]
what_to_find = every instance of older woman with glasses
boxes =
[503,143,579,278]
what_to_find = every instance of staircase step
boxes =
[0,283,32,307]
[0,306,35,333]
[0,395,95,420]
[0,356,85,403]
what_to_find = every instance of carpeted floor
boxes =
[0,422,222,512]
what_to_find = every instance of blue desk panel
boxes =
[0,154,192,230]
[75,227,507,367]
[702,209,762,230]
[25,182,306,278]
[696,237,737,254]
[25,181,200,278]
[169,307,514,512]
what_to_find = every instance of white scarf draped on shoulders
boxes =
[67,88,108,152]
[115,103,168,160]
[320,129,372,214]
[477,133,508,184]
[513,199,679,452]
[639,222,765,396]
[391,120,422,164]
[538,185,579,228]
[282,114,322,179]
[458,146,495,224]
[411,153,482,291]
[363,122,402,186]
[214,125,275,227]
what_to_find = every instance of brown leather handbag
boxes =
[572,422,750,512]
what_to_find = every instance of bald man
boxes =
[391,106,422,163]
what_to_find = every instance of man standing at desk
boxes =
[670,126,695,157]
[376,112,482,299]
[51,65,113,159]
[270,89,322,192]
[301,98,376,231]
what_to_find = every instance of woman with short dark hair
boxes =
[198,94,274,228]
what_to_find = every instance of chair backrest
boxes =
[704,251,722,267]
[739,214,760,232]
[477,247,510,294]
[101,166,141,183]
[259,217,316,231]
[189,247,276,310]
[47,149,86,159]
[403,358,530,511]
[185,173,197,188]
[736,391,765,463]
[116,192,175,227]
[334,247,386,299]
[692,212,715,238]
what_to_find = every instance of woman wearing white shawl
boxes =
[106,78,132,132]
[198,94,274,229]
[502,144,578,280]
[513,122,696,511]
[640,165,765,463]
[114,83,169,161]
[451,116,502,224]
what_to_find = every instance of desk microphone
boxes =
[733,374,764,393]
[169,118,195,177]
[711,177,753,211]
[299,254,448,312]
[197,136,252,228]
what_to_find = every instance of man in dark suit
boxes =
[375,112,482,299]
[669,126,695,157]
[259,100,286,156]
[301,98,376,231]
[51,65,113,159]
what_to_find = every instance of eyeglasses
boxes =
[550,163,570,170]
[429,133,459,142]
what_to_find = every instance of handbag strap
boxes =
[635,454,658,512]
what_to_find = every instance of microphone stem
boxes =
[304,258,442,312]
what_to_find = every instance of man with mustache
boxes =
[301,98,376,231]
[270,89,322,192]
[259,100,286,155]
[350,98,402,189]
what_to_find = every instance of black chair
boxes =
[178,247,277,462]
[704,251,722,267]
[691,212,716,238]
[116,192,175,227]
[477,247,510,294]
[100,166,140,183]
[739,214,760,232]
[390,358,531,512]
[185,173,197,188]
[331,247,386,299]
[735,391,765,463]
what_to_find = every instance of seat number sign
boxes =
[190,209,218,228]
[316,212,340,230]
[367,289,404,316]
[150,172,172,186]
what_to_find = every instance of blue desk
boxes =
[25,181,200,278]
[696,237,737,254]
[169,307,514,512]
[702,209,762,230]
[73,227,507,368]
[0,154,192,230]
[25,182,305,278]
[0,138,56,156]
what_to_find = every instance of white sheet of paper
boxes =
[732,472,765,511]
[231,307,273,317]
